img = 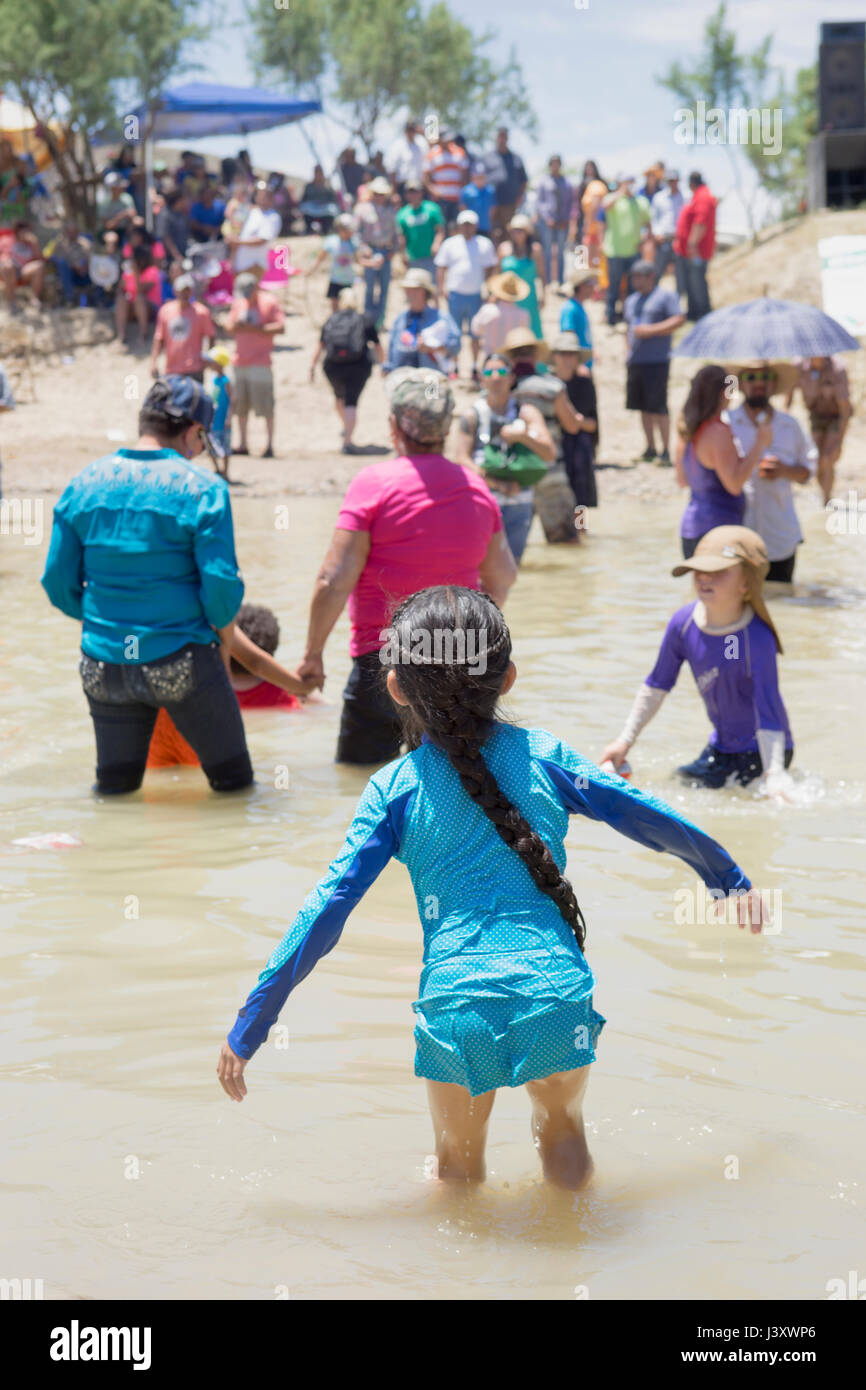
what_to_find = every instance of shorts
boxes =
[809,412,843,449]
[677,742,793,790]
[335,650,404,765]
[327,279,353,300]
[448,290,483,332]
[323,358,371,407]
[436,198,461,227]
[414,994,606,1097]
[766,553,796,583]
[626,361,670,415]
[233,365,274,417]
[79,640,253,794]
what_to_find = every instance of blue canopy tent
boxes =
[136,83,321,140]
[134,83,323,226]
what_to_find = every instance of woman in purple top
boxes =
[675,365,772,559]
[601,526,793,791]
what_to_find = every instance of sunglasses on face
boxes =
[742,370,772,383]
[482,366,511,377]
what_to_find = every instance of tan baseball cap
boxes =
[385,367,454,445]
[672,525,782,653]
[369,176,393,195]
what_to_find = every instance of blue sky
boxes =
[177,0,865,233]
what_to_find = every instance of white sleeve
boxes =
[619,683,668,748]
[757,728,786,775]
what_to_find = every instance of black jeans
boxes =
[80,641,253,794]
[336,650,404,765]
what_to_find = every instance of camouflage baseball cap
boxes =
[385,367,454,445]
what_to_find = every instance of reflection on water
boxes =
[0,496,864,1300]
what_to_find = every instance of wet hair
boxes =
[385,586,587,950]
[679,364,728,440]
[229,603,280,674]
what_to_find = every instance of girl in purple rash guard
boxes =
[601,526,793,791]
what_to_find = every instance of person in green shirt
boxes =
[601,173,650,326]
[396,180,446,277]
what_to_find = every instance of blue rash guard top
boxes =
[228,725,751,1095]
[41,448,244,663]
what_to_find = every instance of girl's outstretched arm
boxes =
[537,736,752,899]
[218,778,413,1099]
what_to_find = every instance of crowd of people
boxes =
[8,114,858,1187]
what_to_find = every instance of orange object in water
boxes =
[146,708,200,769]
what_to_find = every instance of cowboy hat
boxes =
[726,360,799,397]
[487,271,530,303]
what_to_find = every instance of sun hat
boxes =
[209,347,232,369]
[569,267,597,291]
[334,212,354,230]
[456,209,479,226]
[507,212,533,232]
[402,267,435,294]
[671,525,782,653]
[404,178,423,192]
[664,167,680,181]
[235,271,258,298]
[385,367,454,444]
[103,171,124,187]
[369,176,393,195]
[550,331,592,360]
[143,376,224,463]
[173,273,194,292]
[725,359,799,397]
[503,326,549,361]
[487,270,530,303]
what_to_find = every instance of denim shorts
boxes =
[448,291,483,332]
[79,640,253,794]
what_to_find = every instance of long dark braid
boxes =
[385,586,587,950]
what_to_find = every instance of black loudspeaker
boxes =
[819,22,866,131]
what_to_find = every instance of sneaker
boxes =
[656,449,672,466]
[261,447,274,458]
[634,447,656,463]
[342,442,362,454]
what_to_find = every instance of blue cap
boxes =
[143,375,224,461]
[472,161,487,176]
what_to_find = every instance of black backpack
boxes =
[322,309,368,363]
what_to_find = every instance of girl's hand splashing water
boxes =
[217,1041,248,1101]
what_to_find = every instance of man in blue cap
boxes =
[459,162,496,236]
[42,375,253,795]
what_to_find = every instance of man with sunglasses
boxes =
[726,361,816,582]
[42,376,253,795]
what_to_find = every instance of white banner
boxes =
[818,236,866,338]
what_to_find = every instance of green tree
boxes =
[656,1,777,236]
[247,0,537,159]
[0,0,202,229]
[740,64,818,217]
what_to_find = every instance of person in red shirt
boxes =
[226,271,284,457]
[149,274,216,380]
[674,171,716,322]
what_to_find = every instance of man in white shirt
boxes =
[434,209,497,379]
[386,118,428,199]
[650,169,684,287]
[725,361,816,581]
[232,182,282,274]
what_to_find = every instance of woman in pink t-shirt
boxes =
[292,367,518,764]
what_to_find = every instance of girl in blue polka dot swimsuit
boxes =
[219,586,761,1188]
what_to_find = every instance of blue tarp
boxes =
[135,83,321,139]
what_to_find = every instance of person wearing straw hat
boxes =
[470,269,531,357]
[550,332,599,516]
[383,267,460,375]
[503,327,585,543]
[355,176,399,328]
[498,212,544,338]
[600,525,793,793]
[725,361,816,583]
[559,266,596,369]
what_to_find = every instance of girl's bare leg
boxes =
[425,1079,496,1183]
[525,1065,593,1191]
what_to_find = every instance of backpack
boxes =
[322,309,368,363]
